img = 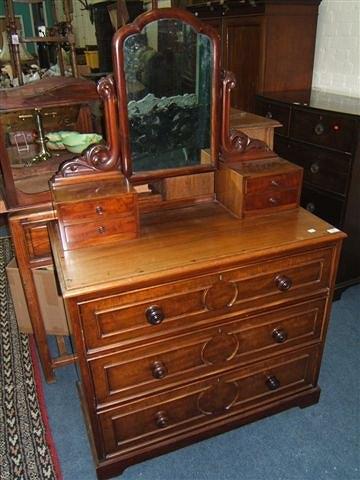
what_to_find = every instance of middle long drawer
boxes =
[89,297,327,406]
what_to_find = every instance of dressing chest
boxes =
[47,7,344,478]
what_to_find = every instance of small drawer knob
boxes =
[275,274,292,291]
[314,122,325,135]
[151,360,167,379]
[271,179,280,187]
[154,411,169,428]
[265,111,273,119]
[272,328,288,343]
[97,226,106,234]
[269,197,278,206]
[310,162,320,174]
[306,202,316,213]
[145,305,164,325]
[266,375,280,391]
[96,205,104,215]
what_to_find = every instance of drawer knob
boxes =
[272,328,288,343]
[154,411,169,428]
[96,205,104,215]
[314,122,325,135]
[265,111,273,119]
[269,197,278,206]
[310,162,320,174]
[266,375,280,391]
[97,226,106,234]
[275,274,292,291]
[306,202,316,213]
[145,305,164,325]
[271,179,280,187]
[151,360,167,379]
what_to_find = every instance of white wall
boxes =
[312,0,360,97]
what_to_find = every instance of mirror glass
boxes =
[123,19,213,172]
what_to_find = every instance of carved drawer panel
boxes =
[89,297,326,405]
[97,346,320,456]
[291,108,357,153]
[57,195,137,225]
[78,247,333,352]
[244,188,299,213]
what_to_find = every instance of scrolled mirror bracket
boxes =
[59,75,121,177]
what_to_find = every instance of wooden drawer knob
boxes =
[272,328,288,343]
[96,205,104,215]
[310,162,320,174]
[306,202,316,213]
[145,305,164,325]
[275,274,292,292]
[314,122,325,135]
[151,360,167,379]
[269,197,278,206]
[154,411,169,428]
[97,226,106,234]
[266,375,280,391]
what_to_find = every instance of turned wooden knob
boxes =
[145,305,164,325]
[275,275,292,292]
[151,360,167,379]
[154,411,168,428]
[272,328,288,343]
[314,122,325,135]
[97,225,106,234]
[266,375,280,391]
[310,162,320,174]
[95,205,104,215]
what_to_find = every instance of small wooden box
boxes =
[215,157,303,218]
[51,174,139,251]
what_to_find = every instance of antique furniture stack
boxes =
[45,8,344,479]
[256,91,360,295]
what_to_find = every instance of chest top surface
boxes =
[49,203,345,298]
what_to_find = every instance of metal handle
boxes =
[272,328,288,343]
[151,360,167,379]
[154,411,168,428]
[275,275,292,292]
[145,305,165,325]
[310,162,320,174]
[314,122,325,135]
[96,205,104,215]
[266,375,280,391]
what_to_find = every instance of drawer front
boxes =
[62,214,138,250]
[98,346,320,456]
[254,99,290,136]
[291,108,358,153]
[90,298,327,405]
[301,187,345,227]
[24,222,51,261]
[244,189,299,212]
[79,248,334,352]
[245,170,301,194]
[58,195,137,225]
[275,137,351,196]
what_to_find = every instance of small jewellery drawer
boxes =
[97,345,320,456]
[78,247,333,352]
[255,99,290,136]
[62,214,138,248]
[275,137,351,196]
[245,170,301,194]
[89,297,327,405]
[57,196,137,225]
[244,189,299,213]
[291,108,358,153]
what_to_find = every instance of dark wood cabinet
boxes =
[255,90,360,295]
[187,0,321,112]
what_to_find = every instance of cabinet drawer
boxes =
[57,195,137,225]
[245,170,301,194]
[244,188,299,213]
[78,248,333,352]
[291,108,358,153]
[254,99,290,136]
[90,297,326,405]
[98,346,320,456]
[275,137,351,196]
[62,214,138,250]
[301,187,345,227]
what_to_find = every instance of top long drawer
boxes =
[77,247,335,353]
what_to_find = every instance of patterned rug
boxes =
[0,236,62,480]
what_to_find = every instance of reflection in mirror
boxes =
[123,19,212,172]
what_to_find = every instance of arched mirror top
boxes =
[112,8,221,182]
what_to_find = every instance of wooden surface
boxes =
[49,201,344,478]
[256,90,360,295]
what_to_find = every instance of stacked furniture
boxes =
[255,90,360,295]
[47,8,344,479]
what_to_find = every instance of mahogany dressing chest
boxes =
[47,8,344,479]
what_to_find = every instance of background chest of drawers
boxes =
[50,203,344,479]
[255,90,360,295]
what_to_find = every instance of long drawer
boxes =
[78,247,334,353]
[89,297,327,405]
[97,345,320,457]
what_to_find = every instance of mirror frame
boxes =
[112,7,221,183]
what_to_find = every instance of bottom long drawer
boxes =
[98,345,320,457]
